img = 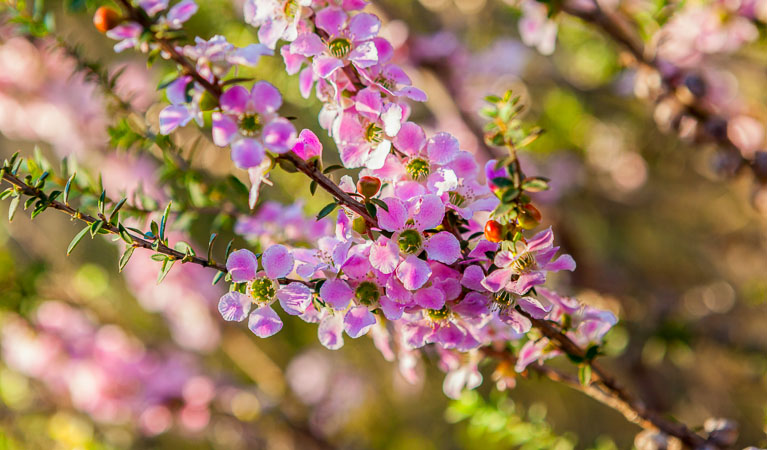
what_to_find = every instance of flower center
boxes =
[493,290,513,307]
[283,0,299,18]
[406,158,430,181]
[238,113,263,137]
[511,253,537,273]
[355,281,380,306]
[448,191,466,207]
[250,277,276,304]
[397,229,423,254]
[328,38,352,58]
[364,123,383,143]
[427,306,449,321]
[375,75,396,91]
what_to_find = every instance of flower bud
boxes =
[357,176,381,198]
[93,7,121,33]
[484,220,504,242]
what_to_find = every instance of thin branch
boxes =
[1,170,227,271]
[510,307,715,449]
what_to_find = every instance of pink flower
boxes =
[368,194,460,290]
[212,82,296,169]
[482,227,575,295]
[289,9,380,78]
[244,0,313,49]
[334,87,403,169]
[218,245,299,337]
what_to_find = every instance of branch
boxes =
[508,307,715,449]
[1,169,227,272]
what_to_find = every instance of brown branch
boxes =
[114,0,378,226]
[508,307,715,449]
[1,170,227,272]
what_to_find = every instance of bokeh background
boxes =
[0,0,766,448]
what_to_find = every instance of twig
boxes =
[509,307,715,449]
[1,170,227,271]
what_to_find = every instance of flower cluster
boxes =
[107,0,617,399]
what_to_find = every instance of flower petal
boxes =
[396,255,431,290]
[218,292,251,321]
[231,139,265,169]
[277,282,313,315]
[424,231,461,264]
[262,244,294,279]
[344,306,376,338]
[251,81,282,114]
[226,249,258,282]
[426,132,459,165]
[318,314,345,350]
[369,237,399,274]
[248,306,283,337]
[319,279,354,310]
[414,287,445,309]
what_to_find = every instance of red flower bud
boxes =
[93,7,121,33]
[484,220,504,243]
[357,176,381,198]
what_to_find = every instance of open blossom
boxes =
[244,0,313,49]
[334,87,403,168]
[290,9,380,78]
[219,246,310,337]
[369,194,461,290]
[212,82,297,169]
[482,227,576,295]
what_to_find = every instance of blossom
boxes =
[334,87,403,169]
[368,194,460,290]
[481,227,575,295]
[289,9,379,78]
[244,0,312,49]
[218,246,303,337]
[212,82,296,169]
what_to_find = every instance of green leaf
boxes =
[8,196,19,222]
[157,257,176,283]
[67,226,90,255]
[118,224,134,244]
[151,253,167,262]
[521,177,550,192]
[212,270,225,286]
[316,202,338,221]
[225,239,234,259]
[159,201,172,242]
[370,198,389,212]
[578,365,592,386]
[89,220,104,237]
[119,246,135,272]
[365,202,376,220]
[108,198,127,223]
[322,164,344,174]
[98,190,106,215]
[491,177,514,188]
[309,180,318,196]
[0,189,13,200]
[207,233,218,263]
